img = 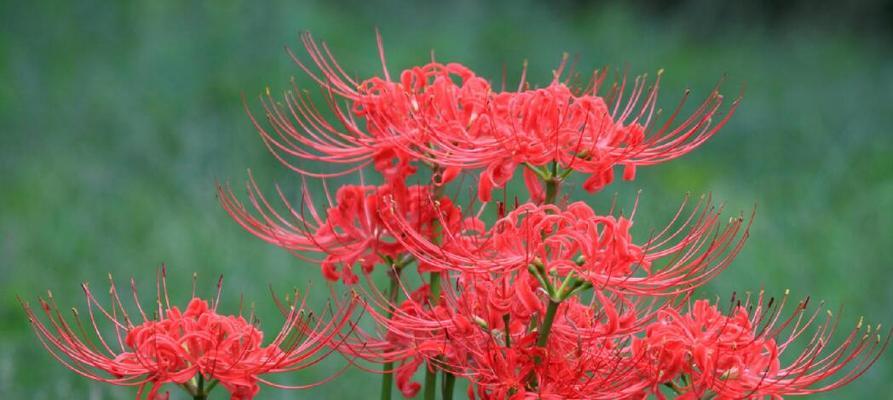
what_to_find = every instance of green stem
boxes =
[429,163,445,304]
[544,179,558,205]
[528,299,562,388]
[425,216,444,400]
[380,361,395,400]
[664,382,681,395]
[528,164,568,392]
[380,272,401,400]
[424,164,446,400]
[424,365,437,400]
[527,262,554,295]
[536,299,561,348]
[536,162,563,353]
[544,161,560,205]
[427,268,443,399]
[192,374,207,400]
[442,371,456,400]
[429,272,441,302]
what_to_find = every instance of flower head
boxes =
[20,268,356,399]
[632,293,892,399]
[219,176,466,284]
[383,195,750,297]
[249,33,738,201]
[353,269,658,400]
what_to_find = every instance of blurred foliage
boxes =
[1,0,892,398]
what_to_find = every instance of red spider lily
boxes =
[251,32,477,184]
[632,293,892,399]
[465,335,652,400]
[455,279,667,399]
[19,269,357,400]
[251,33,738,202]
[346,266,672,399]
[382,195,751,297]
[406,63,739,201]
[461,297,656,400]
[340,272,533,397]
[247,32,392,179]
[329,280,453,397]
[219,175,465,284]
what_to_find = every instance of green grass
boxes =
[2,1,891,398]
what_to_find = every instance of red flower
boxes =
[20,269,356,399]
[463,296,652,400]
[219,176,465,284]
[374,64,736,200]
[383,195,750,296]
[633,294,891,399]
[248,33,738,202]
[352,268,658,399]
[250,32,491,183]
[344,282,459,395]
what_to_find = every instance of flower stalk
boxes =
[21,271,357,400]
[536,299,561,349]
[192,374,208,400]
[442,372,456,400]
[380,270,401,400]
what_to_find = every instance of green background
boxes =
[2,1,892,398]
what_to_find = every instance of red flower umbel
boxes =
[219,177,465,284]
[383,195,750,296]
[251,33,738,202]
[20,270,355,399]
[632,294,891,399]
[351,268,657,399]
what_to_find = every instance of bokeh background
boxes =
[2,1,892,398]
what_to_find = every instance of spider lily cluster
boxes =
[23,32,889,399]
[20,268,356,399]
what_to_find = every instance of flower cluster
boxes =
[632,293,889,399]
[220,178,464,284]
[21,269,356,399]
[252,34,734,201]
[215,33,891,399]
[25,32,888,399]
